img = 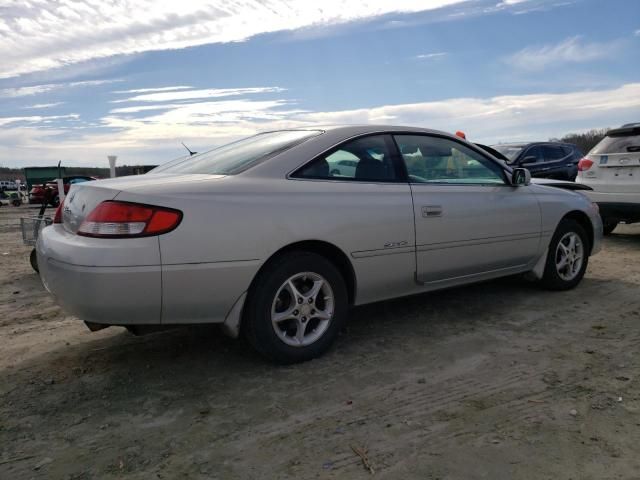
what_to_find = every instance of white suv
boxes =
[0,180,17,191]
[577,123,640,234]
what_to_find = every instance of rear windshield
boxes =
[151,130,322,175]
[591,133,640,155]
[492,145,524,161]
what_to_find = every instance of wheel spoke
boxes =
[557,256,569,270]
[295,320,307,343]
[314,308,332,321]
[558,242,569,255]
[286,280,303,303]
[305,279,324,303]
[272,305,297,324]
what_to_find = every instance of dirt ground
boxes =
[1,204,639,480]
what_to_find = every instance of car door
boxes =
[394,134,542,285]
[541,145,570,179]
[292,134,416,304]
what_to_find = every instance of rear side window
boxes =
[152,130,322,175]
[294,135,399,182]
[591,133,640,154]
[543,145,567,160]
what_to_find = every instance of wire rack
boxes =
[20,216,51,246]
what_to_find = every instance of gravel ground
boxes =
[1,205,639,479]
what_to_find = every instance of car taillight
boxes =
[77,201,182,238]
[578,158,594,171]
[53,203,63,224]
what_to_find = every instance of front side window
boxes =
[543,145,566,160]
[492,144,524,162]
[395,135,505,185]
[294,135,398,182]
[152,130,322,175]
[522,146,543,164]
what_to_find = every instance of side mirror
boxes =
[520,155,537,166]
[512,167,531,186]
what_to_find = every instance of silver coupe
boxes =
[37,125,602,363]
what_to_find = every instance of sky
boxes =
[0,0,639,168]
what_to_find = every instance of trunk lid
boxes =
[583,152,640,193]
[61,173,225,233]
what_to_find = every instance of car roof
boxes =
[260,124,458,138]
[609,124,640,136]
[491,141,575,148]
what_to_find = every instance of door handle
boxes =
[422,205,442,218]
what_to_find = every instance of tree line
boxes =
[550,128,610,154]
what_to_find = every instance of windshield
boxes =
[591,133,640,154]
[491,145,524,162]
[151,130,323,175]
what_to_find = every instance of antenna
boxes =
[181,142,197,156]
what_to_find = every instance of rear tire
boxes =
[30,249,39,273]
[540,219,589,291]
[602,219,618,235]
[242,251,348,364]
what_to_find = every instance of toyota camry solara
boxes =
[37,125,603,363]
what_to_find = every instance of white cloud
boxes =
[0,114,79,127]
[505,36,615,71]
[23,102,65,109]
[415,52,447,59]
[0,1,467,79]
[635,29,640,36]
[112,87,286,103]
[113,86,193,94]
[0,79,120,98]
[2,82,640,166]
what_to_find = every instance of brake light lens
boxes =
[77,201,182,238]
[578,158,594,171]
[53,203,63,224]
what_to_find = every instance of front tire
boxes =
[243,251,348,364]
[540,219,589,290]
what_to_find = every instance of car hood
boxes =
[530,178,592,191]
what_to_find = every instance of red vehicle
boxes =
[29,176,96,206]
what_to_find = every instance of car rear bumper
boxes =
[39,257,163,325]
[36,224,258,328]
[583,191,640,222]
[37,224,162,325]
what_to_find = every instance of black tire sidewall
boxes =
[243,252,348,364]
[30,249,39,273]
[541,219,589,290]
